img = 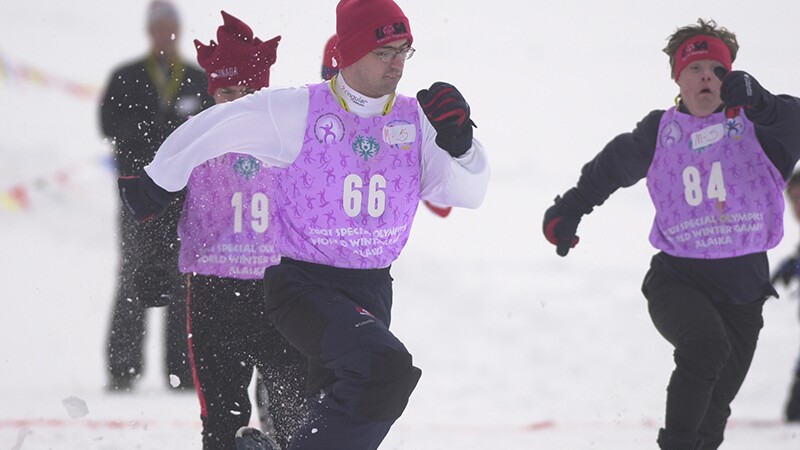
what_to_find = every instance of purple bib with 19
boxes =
[178,153,280,279]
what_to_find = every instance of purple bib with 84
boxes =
[646,107,785,258]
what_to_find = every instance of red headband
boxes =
[673,35,732,80]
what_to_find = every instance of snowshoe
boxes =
[235,426,281,450]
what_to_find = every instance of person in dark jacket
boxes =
[543,18,800,450]
[770,171,800,422]
[99,0,213,392]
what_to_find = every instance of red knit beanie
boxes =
[335,0,412,68]
[195,11,281,95]
[672,35,732,80]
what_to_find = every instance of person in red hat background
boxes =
[183,11,307,450]
[117,0,490,448]
[99,0,213,393]
[543,19,800,450]
[320,34,339,82]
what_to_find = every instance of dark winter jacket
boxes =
[100,54,213,176]
[100,54,213,288]
[572,93,800,304]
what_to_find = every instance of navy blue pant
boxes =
[264,258,421,450]
[643,267,765,450]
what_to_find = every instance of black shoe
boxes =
[235,427,280,450]
[657,428,703,450]
[785,376,800,422]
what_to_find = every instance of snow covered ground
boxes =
[2,0,800,448]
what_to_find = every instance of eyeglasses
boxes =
[372,46,415,63]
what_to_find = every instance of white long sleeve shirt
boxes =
[145,77,489,209]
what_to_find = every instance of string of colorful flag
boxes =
[0,51,99,100]
[0,154,115,214]
[0,51,111,213]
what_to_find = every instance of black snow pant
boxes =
[263,258,422,450]
[188,274,308,450]
[642,267,765,450]
[106,206,192,387]
[784,302,800,421]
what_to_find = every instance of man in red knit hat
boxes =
[182,11,307,450]
[320,33,453,219]
[118,0,490,448]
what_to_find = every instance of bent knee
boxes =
[675,336,732,378]
[355,350,422,422]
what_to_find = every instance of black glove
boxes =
[543,188,593,257]
[417,81,476,157]
[118,172,178,222]
[772,256,800,286]
[714,67,767,110]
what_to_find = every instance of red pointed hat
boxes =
[335,0,412,68]
[195,11,281,95]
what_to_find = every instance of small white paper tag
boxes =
[383,123,416,145]
[691,123,724,149]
